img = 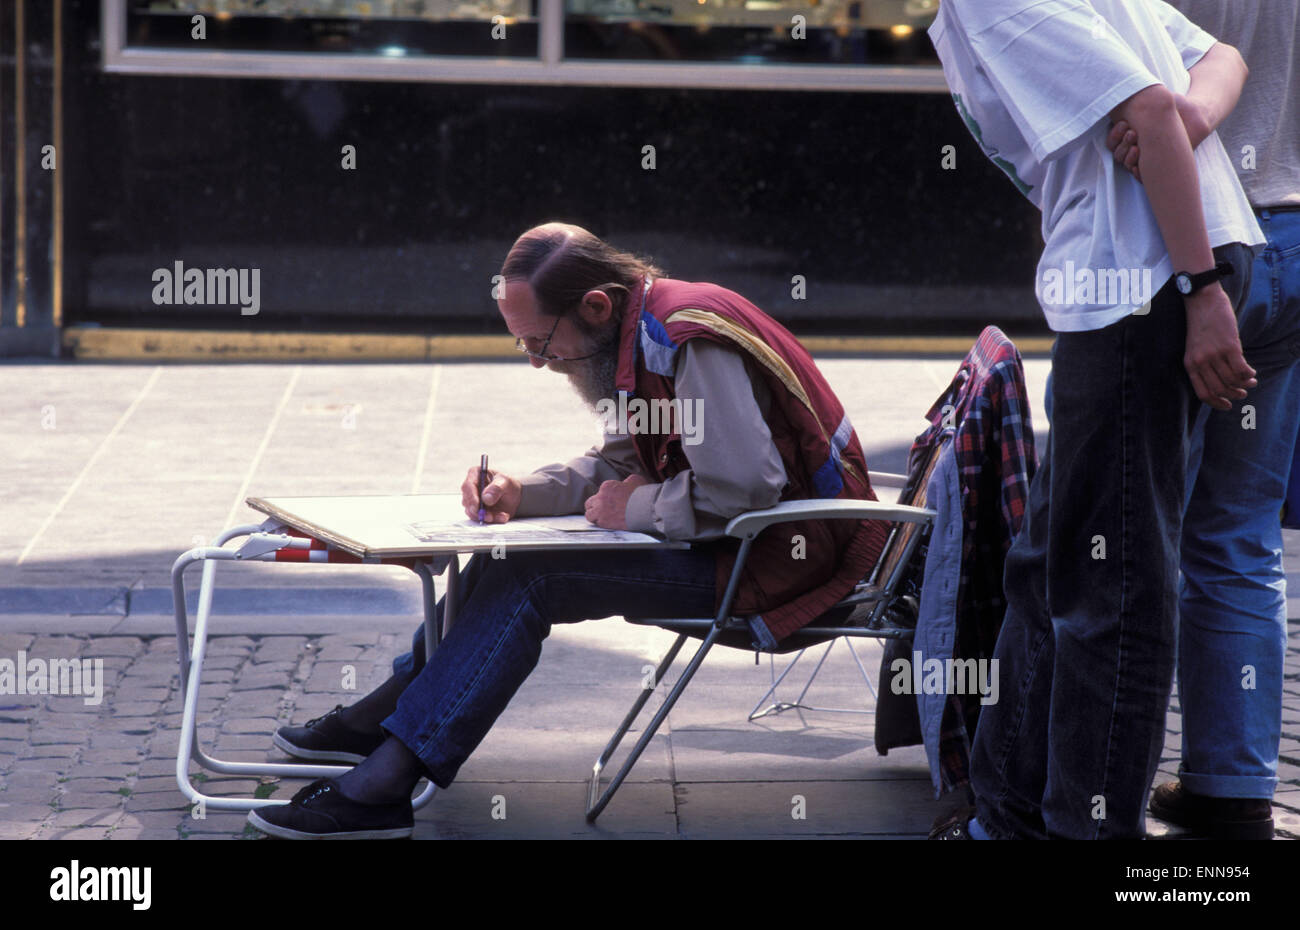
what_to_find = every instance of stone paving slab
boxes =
[675,778,943,838]
[414,782,680,840]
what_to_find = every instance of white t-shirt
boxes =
[929,0,1264,332]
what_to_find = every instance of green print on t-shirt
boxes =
[953,92,1034,197]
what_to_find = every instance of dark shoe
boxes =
[246,778,413,840]
[929,805,976,840]
[1149,781,1273,840]
[272,705,385,764]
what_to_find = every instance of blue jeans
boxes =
[381,547,717,788]
[1178,208,1300,800]
[971,243,1254,839]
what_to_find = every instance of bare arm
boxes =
[1109,83,1255,409]
[1180,41,1248,148]
[1109,42,1248,173]
[1112,85,1216,280]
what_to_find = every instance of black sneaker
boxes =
[272,705,385,764]
[928,805,976,840]
[247,778,413,840]
[1149,781,1273,840]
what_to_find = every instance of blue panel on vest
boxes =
[812,459,843,498]
[640,310,675,347]
[810,413,853,497]
[639,313,679,377]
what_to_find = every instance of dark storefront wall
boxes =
[52,1,1045,341]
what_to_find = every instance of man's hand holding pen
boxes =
[462,466,522,524]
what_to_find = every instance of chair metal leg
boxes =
[843,639,879,702]
[748,647,811,720]
[587,536,753,822]
[586,626,720,822]
[586,633,686,813]
[749,638,880,720]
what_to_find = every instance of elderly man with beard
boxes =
[248,222,890,839]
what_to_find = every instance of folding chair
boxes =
[585,447,944,821]
[746,469,912,721]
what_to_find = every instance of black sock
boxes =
[337,671,415,734]
[334,736,425,805]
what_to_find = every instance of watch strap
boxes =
[1182,260,1234,294]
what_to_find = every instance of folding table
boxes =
[169,493,684,813]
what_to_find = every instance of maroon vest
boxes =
[614,275,889,642]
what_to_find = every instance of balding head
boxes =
[498,222,665,320]
[514,221,592,246]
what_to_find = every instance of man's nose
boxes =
[529,356,547,370]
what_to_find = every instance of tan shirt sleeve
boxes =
[515,339,788,540]
[623,340,788,540]
[514,431,643,517]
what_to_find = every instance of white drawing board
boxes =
[246,493,685,558]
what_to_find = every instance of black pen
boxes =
[477,454,489,525]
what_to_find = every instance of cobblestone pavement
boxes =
[0,617,1297,840]
[0,631,399,840]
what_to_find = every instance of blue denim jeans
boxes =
[971,243,1254,839]
[381,547,717,788]
[1178,208,1300,800]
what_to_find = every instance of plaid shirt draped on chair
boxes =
[912,326,1038,792]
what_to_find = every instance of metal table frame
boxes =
[171,510,685,814]
[170,518,456,813]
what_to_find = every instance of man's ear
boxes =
[577,288,615,327]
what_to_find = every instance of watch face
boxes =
[1176,273,1193,295]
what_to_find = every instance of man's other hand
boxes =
[463,467,522,523]
[1106,95,1210,183]
[584,474,650,530]
[1184,285,1257,411]
[1106,118,1143,182]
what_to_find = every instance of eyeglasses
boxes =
[514,285,627,361]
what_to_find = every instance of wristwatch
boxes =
[1174,261,1233,296]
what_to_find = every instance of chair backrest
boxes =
[864,436,947,592]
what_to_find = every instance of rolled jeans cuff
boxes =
[1176,767,1277,801]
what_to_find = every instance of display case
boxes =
[107,0,946,90]
[122,0,539,58]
